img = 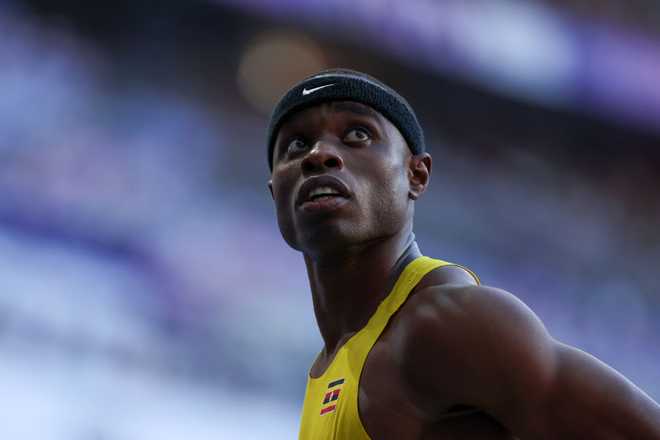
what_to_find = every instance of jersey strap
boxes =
[298,256,473,439]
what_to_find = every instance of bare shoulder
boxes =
[398,283,548,340]
[389,283,557,411]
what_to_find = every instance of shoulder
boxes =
[394,283,556,367]
[403,283,545,333]
[390,283,558,410]
[393,284,542,354]
[401,280,540,331]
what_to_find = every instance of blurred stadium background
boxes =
[1,0,659,438]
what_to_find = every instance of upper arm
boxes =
[543,343,660,439]
[394,285,660,439]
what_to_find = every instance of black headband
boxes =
[266,68,425,170]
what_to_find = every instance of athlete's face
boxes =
[268,101,431,256]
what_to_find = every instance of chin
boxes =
[296,224,364,257]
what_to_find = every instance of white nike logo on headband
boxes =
[302,83,336,96]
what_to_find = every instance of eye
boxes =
[343,127,371,143]
[286,138,308,154]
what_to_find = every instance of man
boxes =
[266,68,660,439]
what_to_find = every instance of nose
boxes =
[301,140,344,175]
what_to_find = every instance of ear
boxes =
[267,180,274,200]
[408,153,431,200]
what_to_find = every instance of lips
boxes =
[295,175,352,208]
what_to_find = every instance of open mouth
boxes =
[296,176,352,213]
[300,193,349,213]
[306,186,346,202]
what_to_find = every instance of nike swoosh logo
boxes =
[302,83,336,96]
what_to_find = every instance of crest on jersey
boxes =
[320,378,344,415]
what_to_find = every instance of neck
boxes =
[303,227,421,355]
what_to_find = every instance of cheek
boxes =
[274,188,294,226]
[275,202,301,250]
[379,159,409,199]
[271,175,298,242]
[363,165,409,222]
[271,166,296,210]
[276,210,296,247]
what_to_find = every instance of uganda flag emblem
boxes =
[320,378,344,415]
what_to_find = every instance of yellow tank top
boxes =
[298,256,479,439]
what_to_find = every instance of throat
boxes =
[304,236,421,352]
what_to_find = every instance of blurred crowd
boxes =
[1,1,658,439]
[548,0,660,34]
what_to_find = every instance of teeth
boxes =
[309,186,340,199]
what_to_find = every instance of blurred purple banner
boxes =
[216,0,660,134]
